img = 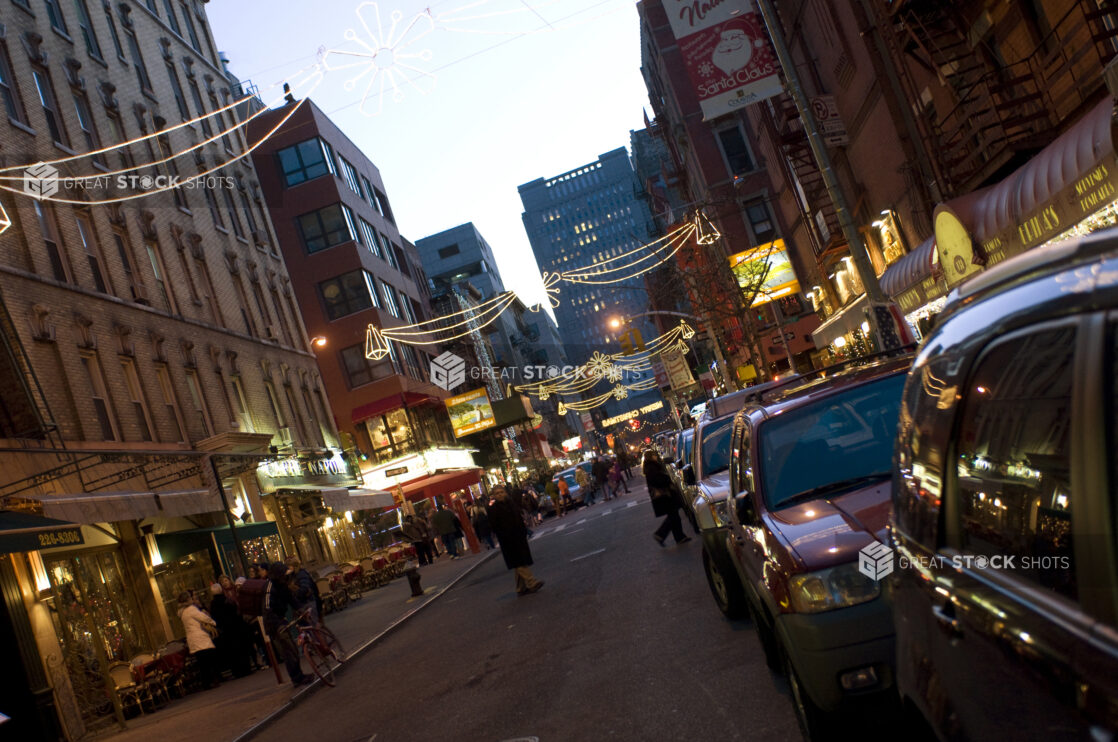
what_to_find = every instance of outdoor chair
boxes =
[370,553,392,587]
[340,562,363,602]
[359,558,378,590]
[156,642,189,697]
[315,577,341,613]
[129,652,170,705]
[108,661,152,716]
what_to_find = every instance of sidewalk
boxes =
[91,548,499,742]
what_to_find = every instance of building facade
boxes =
[248,98,485,531]
[0,2,357,738]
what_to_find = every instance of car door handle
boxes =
[931,604,963,639]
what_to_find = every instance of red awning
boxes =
[351,392,438,424]
[400,469,481,503]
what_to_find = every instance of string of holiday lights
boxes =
[365,290,521,359]
[554,377,658,414]
[558,220,697,285]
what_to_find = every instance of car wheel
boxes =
[785,650,836,742]
[702,547,747,619]
[749,602,782,672]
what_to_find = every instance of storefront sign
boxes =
[896,274,949,314]
[651,359,670,388]
[580,413,594,432]
[728,239,801,306]
[384,466,409,477]
[445,387,497,438]
[0,512,85,552]
[664,0,782,119]
[561,436,582,452]
[363,447,478,491]
[256,449,355,492]
[601,401,665,428]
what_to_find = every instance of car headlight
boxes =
[787,563,880,614]
[708,499,730,528]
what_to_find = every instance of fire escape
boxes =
[885,0,1118,197]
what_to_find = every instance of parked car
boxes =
[891,230,1118,741]
[546,463,590,515]
[723,355,913,739]
[668,428,695,492]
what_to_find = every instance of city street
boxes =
[256,479,798,742]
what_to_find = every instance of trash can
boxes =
[404,561,423,597]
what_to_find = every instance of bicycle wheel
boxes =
[302,641,335,686]
[308,625,345,663]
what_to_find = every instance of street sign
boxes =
[811,94,849,147]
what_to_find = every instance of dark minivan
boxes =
[891,230,1118,740]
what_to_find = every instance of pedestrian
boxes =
[285,556,322,625]
[425,508,443,558]
[593,457,611,500]
[432,502,463,559]
[263,562,311,687]
[177,591,221,689]
[557,476,573,511]
[544,476,563,518]
[575,466,594,505]
[401,514,433,565]
[469,501,496,550]
[610,458,631,494]
[209,579,253,678]
[643,449,691,547]
[619,447,634,479]
[487,485,545,596]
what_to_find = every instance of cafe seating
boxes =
[369,552,392,587]
[129,652,170,705]
[387,547,406,578]
[359,558,378,590]
[340,563,363,602]
[316,576,342,613]
[108,661,153,716]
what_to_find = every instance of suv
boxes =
[723,356,912,738]
[891,231,1118,740]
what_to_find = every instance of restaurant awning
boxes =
[878,237,949,314]
[155,521,279,563]
[0,511,84,553]
[933,96,1118,288]
[400,469,481,503]
[351,392,438,424]
[32,489,222,524]
[321,487,394,512]
[811,293,869,350]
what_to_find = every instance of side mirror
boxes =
[734,493,756,525]
[682,465,696,486]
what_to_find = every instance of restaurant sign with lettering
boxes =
[256,449,357,492]
[0,511,85,553]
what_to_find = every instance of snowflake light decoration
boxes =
[529,271,562,312]
[585,352,612,378]
[322,3,436,117]
[605,365,623,383]
[612,386,629,400]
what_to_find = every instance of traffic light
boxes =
[632,328,645,351]
[619,331,633,354]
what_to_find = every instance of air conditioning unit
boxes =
[131,283,150,305]
[276,426,293,447]
[265,324,280,341]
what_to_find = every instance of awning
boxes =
[321,487,394,512]
[811,293,869,349]
[880,237,936,297]
[32,489,222,524]
[933,96,1118,287]
[400,469,481,503]
[351,392,438,424]
[155,521,279,563]
[0,511,84,553]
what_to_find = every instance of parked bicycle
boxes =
[280,608,345,686]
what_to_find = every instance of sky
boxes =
[206,0,653,318]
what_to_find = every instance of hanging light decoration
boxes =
[695,209,721,245]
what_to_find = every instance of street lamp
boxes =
[608,317,622,330]
[311,336,327,348]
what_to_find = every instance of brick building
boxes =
[0,2,361,738]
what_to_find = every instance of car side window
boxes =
[732,422,753,495]
[953,325,1077,601]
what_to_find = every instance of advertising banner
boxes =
[728,239,801,306]
[661,351,696,391]
[663,0,783,119]
[445,387,497,438]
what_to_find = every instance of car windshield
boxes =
[759,373,906,510]
[699,418,733,476]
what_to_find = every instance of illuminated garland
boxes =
[555,378,658,414]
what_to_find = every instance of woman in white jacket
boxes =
[177,591,221,689]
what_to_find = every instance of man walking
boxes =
[432,502,463,559]
[487,485,544,596]
[401,514,433,565]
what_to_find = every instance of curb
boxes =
[232,549,501,741]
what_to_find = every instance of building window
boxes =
[398,289,417,323]
[283,384,308,444]
[379,280,400,317]
[121,19,154,94]
[263,380,285,429]
[371,187,394,223]
[276,137,335,187]
[301,386,325,446]
[183,368,213,437]
[437,244,460,259]
[155,365,186,442]
[43,0,70,34]
[72,91,104,166]
[744,200,775,241]
[318,270,376,321]
[80,352,119,440]
[103,1,126,59]
[179,1,201,51]
[716,125,755,177]
[338,156,363,198]
[221,186,245,239]
[380,233,399,269]
[166,61,189,120]
[230,376,254,432]
[340,344,395,388]
[120,358,155,441]
[365,407,415,462]
[296,203,355,254]
[33,68,68,145]
[161,0,181,35]
[145,242,176,313]
[75,214,108,293]
[0,40,24,122]
[33,201,71,282]
[358,217,381,259]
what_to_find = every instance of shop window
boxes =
[954,325,1077,600]
[365,407,416,461]
[276,137,335,187]
[296,203,356,254]
[319,269,375,321]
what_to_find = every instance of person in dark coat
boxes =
[209,577,253,677]
[469,501,496,550]
[592,457,612,500]
[487,485,544,596]
[264,562,311,686]
[642,449,691,547]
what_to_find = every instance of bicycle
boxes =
[280,608,345,686]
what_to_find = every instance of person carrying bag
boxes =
[642,449,691,547]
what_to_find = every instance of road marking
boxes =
[553,523,567,532]
[576,518,587,524]
[627,501,637,508]
[571,548,606,562]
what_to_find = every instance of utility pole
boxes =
[755,0,886,304]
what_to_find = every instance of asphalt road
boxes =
[263,477,801,742]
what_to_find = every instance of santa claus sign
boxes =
[665,0,783,119]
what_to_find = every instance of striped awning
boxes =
[31,489,221,524]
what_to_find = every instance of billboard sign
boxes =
[445,387,497,438]
[661,351,696,391]
[664,0,783,119]
[728,239,801,307]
